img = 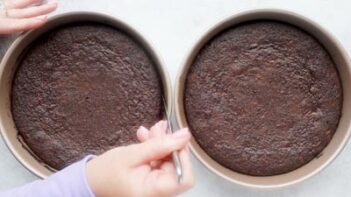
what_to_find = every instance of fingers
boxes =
[4,0,42,9]
[146,170,179,196]
[136,120,168,142]
[160,161,175,173]
[7,1,57,18]
[128,128,190,165]
[0,16,46,34]
[136,121,172,169]
[136,126,149,142]
[0,0,57,34]
[149,120,167,138]
[145,148,194,197]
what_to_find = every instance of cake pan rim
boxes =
[174,8,351,188]
[0,11,172,178]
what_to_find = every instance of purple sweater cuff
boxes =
[1,155,96,197]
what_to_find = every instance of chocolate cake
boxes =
[12,23,163,170]
[185,21,342,176]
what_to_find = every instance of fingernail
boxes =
[172,128,189,138]
[139,126,149,134]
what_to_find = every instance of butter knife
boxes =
[163,97,183,183]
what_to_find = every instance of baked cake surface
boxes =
[12,23,163,170]
[185,21,342,176]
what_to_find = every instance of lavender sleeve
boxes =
[1,155,96,197]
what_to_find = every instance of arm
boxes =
[1,156,95,197]
[86,121,194,197]
[2,121,194,197]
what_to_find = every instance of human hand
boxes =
[86,121,195,197]
[0,0,57,34]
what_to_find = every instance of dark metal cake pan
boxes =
[0,12,172,178]
[174,9,351,188]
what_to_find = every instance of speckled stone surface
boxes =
[11,23,163,170]
[185,21,342,176]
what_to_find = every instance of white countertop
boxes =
[1,0,351,196]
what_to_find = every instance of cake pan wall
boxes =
[175,9,351,188]
[0,12,172,178]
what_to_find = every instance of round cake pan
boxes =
[175,9,351,188]
[0,12,172,178]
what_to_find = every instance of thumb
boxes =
[127,128,190,165]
